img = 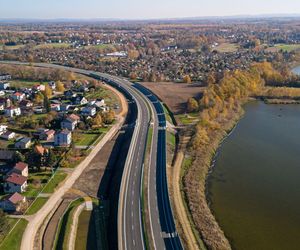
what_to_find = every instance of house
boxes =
[60,104,71,112]
[4,173,27,193]
[0,74,11,81]
[0,103,4,110]
[64,90,76,98]
[0,82,10,90]
[0,131,16,140]
[0,150,14,160]
[61,117,77,131]
[0,193,26,212]
[54,129,72,146]
[0,91,5,96]
[78,85,89,92]
[0,98,11,108]
[50,103,60,112]
[39,129,55,141]
[5,107,21,117]
[12,92,25,101]
[81,106,96,116]
[48,81,56,90]
[33,84,45,92]
[94,99,105,108]
[72,96,88,106]
[0,125,7,135]
[9,162,29,177]
[19,100,33,108]
[15,137,31,149]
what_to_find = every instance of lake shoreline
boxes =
[183,106,244,250]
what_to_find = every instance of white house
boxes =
[0,192,26,212]
[0,74,11,81]
[12,92,25,102]
[4,173,28,193]
[81,106,96,116]
[0,82,10,90]
[15,137,32,149]
[10,162,29,177]
[0,131,16,140]
[54,129,72,147]
[0,125,7,135]
[5,107,21,117]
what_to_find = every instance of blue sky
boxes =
[0,0,299,19]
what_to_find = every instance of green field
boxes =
[25,197,48,215]
[75,133,100,146]
[176,112,199,125]
[0,44,25,51]
[55,199,84,250]
[0,219,28,250]
[85,44,115,50]
[10,80,47,88]
[23,171,52,198]
[274,44,300,52]
[215,43,239,53]
[42,171,67,193]
[34,43,71,49]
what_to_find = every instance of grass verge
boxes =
[0,219,28,250]
[25,197,48,215]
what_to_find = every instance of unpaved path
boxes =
[172,151,199,250]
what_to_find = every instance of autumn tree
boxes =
[93,113,103,127]
[43,85,52,98]
[56,81,65,92]
[183,75,192,84]
[187,98,199,112]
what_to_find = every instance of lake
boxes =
[207,101,300,250]
[292,65,300,75]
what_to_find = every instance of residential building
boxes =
[0,192,26,212]
[0,125,7,135]
[15,137,32,149]
[48,81,56,90]
[39,129,55,141]
[60,104,71,112]
[5,107,21,117]
[0,150,14,160]
[0,131,16,140]
[0,82,10,90]
[33,84,45,92]
[72,96,88,106]
[4,173,27,193]
[19,100,33,108]
[61,114,80,131]
[0,74,11,81]
[9,162,29,177]
[12,92,25,101]
[50,103,60,112]
[81,106,96,116]
[54,129,72,146]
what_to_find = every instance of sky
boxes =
[0,0,299,19]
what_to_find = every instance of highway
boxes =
[0,61,182,250]
[134,84,183,250]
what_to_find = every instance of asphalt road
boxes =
[0,61,182,250]
[134,84,183,250]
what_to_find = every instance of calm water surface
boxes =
[207,101,300,250]
[292,65,300,75]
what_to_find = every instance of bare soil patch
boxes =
[141,82,205,115]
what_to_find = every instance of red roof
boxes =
[69,114,80,121]
[7,192,24,204]
[6,173,27,186]
[14,162,28,171]
[14,92,23,96]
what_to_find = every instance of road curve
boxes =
[0,61,182,250]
